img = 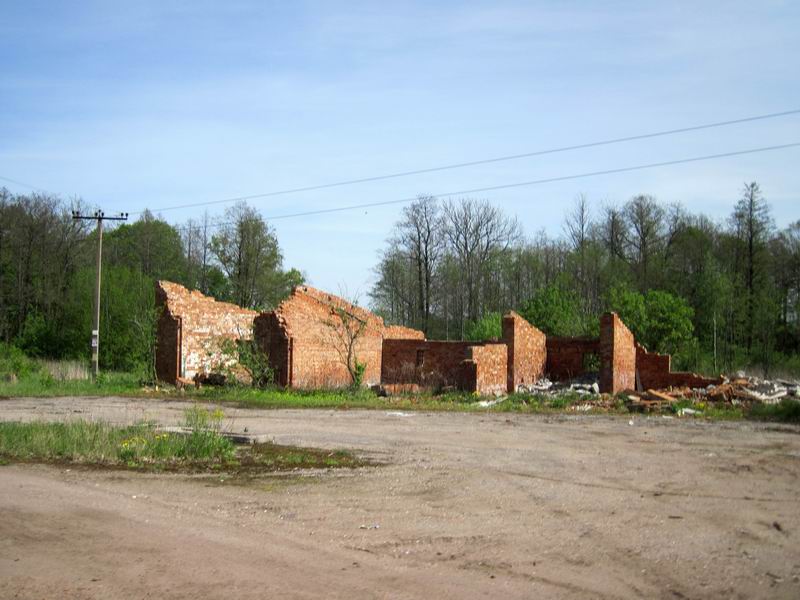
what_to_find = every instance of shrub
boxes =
[465,312,502,341]
[352,360,367,388]
[213,335,274,388]
[0,343,41,379]
[522,285,588,336]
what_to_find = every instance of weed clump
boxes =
[748,399,800,423]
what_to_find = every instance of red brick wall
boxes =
[464,343,508,394]
[599,312,636,394]
[502,311,546,393]
[255,286,392,389]
[382,339,477,389]
[155,281,257,384]
[545,337,600,381]
[253,312,291,387]
[635,343,722,389]
[381,338,508,394]
[155,308,180,383]
[384,325,425,340]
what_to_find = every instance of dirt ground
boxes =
[1,396,799,599]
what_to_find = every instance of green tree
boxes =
[61,266,156,373]
[210,202,301,310]
[606,286,696,361]
[105,211,187,283]
[605,285,647,340]
[643,290,695,356]
[464,312,502,341]
[730,182,773,351]
[521,284,586,336]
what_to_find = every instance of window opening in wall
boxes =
[416,349,425,368]
[582,352,599,373]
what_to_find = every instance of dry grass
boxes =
[39,359,91,381]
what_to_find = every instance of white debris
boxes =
[478,397,506,408]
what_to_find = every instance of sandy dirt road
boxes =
[1,396,799,599]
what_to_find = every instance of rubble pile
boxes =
[515,375,615,411]
[625,374,799,413]
[517,375,600,396]
[514,372,799,415]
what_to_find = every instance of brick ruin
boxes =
[546,312,721,393]
[155,281,257,384]
[253,286,423,389]
[381,311,546,394]
[155,280,721,394]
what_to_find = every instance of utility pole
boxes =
[713,312,718,373]
[72,210,128,381]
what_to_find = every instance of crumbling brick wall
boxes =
[599,312,636,394]
[384,325,425,340]
[463,343,508,395]
[155,281,257,384]
[155,306,180,384]
[252,311,291,387]
[502,311,546,393]
[545,337,600,381]
[254,286,399,388]
[635,343,722,389]
[381,339,508,394]
[382,340,476,389]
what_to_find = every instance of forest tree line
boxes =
[369,184,800,375]
[1,183,798,378]
[0,192,302,374]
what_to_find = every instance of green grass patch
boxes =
[191,386,496,412]
[0,420,236,469]
[4,363,798,424]
[0,370,141,398]
[0,406,368,472]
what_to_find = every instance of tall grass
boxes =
[39,359,90,381]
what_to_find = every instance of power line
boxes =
[0,175,57,194]
[172,141,800,233]
[135,108,800,216]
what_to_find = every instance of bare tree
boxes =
[599,201,628,262]
[564,193,591,257]
[625,194,665,290]
[395,196,444,334]
[443,198,521,326]
[199,210,211,294]
[323,291,369,386]
[564,194,593,308]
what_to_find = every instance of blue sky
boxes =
[1,1,798,297]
